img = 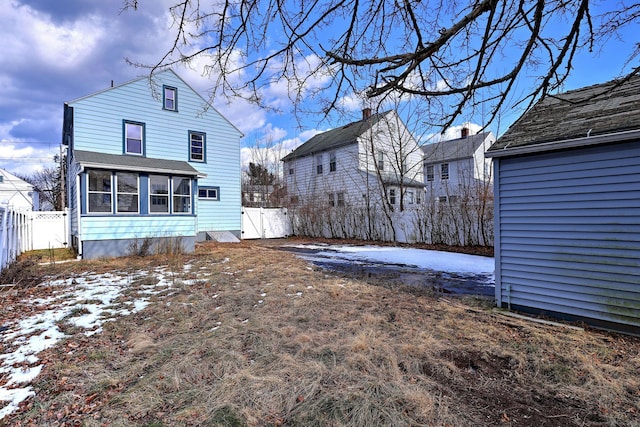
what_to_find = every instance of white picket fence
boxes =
[0,205,68,271]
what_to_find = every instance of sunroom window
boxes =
[116,172,139,213]
[149,175,169,213]
[173,177,191,213]
[88,170,112,213]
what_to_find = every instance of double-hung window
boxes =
[316,154,323,175]
[149,175,169,213]
[329,152,337,172]
[441,163,449,180]
[189,131,205,162]
[337,192,345,207]
[377,151,385,170]
[163,86,177,111]
[426,165,435,182]
[389,189,396,205]
[328,192,335,207]
[116,172,139,213]
[173,177,191,213]
[88,170,112,213]
[124,121,144,155]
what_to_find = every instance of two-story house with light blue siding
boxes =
[62,70,243,259]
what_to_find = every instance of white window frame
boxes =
[329,151,337,172]
[149,175,170,214]
[163,86,177,111]
[198,186,220,201]
[172,177,192,214]
[441,163,449,180]
[87,170,112,213]
[115,172,139,214]
[426,164,435,182]
[124,121,144,155]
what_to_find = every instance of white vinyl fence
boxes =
[0,205,68,271]
[241,207,291,239]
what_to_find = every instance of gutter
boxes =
[486,129,640,158]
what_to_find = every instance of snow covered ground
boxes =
[285,244,494,277]
[0,265,199,420]
[283,244,495,294]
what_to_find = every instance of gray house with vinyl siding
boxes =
[487,75,640,334]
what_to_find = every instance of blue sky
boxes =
[1,0,638,176]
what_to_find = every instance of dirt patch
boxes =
[3,240,639,426]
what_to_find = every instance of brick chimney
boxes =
[461,127,469,138]
[362,108,372,120]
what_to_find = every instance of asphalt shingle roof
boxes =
[422,132,491,163]
[489,74,640,152]
[74,150,203,177]
[281,111,391,161]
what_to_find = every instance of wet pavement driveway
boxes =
[278,243,495,297]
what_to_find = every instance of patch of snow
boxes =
[0,267,175,421]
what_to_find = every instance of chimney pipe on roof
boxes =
[111,80,114,88]
[461,127,469,138]
[362,108,372,120]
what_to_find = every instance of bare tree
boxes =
[125,1,639,130]
[17,162,64,211]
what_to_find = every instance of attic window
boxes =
[163,86,177,111]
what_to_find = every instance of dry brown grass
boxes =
[4,240,640,426]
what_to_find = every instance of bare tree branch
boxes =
[126,0,640,131]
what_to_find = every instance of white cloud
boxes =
[2,3,105,71]
[0,142,57,176]
[239,125,328,174]
[421,122,485,145]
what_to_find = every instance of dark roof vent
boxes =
[461,127,469,138]
[362,108,372,120]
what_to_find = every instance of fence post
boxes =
[0,205,7,270]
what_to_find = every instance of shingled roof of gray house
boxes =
[488,74,640,154]
[422,131,491,163]
[282,110,390,161]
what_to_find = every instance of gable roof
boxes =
[422,132,492,164]
[0,169,33,191]
[74,150,205,178]
[488,75,640,156]
[282,111,392,161]
[66,69,243,137]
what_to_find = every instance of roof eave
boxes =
[78,160,206,178]
[486,129,640,158]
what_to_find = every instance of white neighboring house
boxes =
[422,128,495,203]
[0,169,38,210]
[282,109,425,211]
